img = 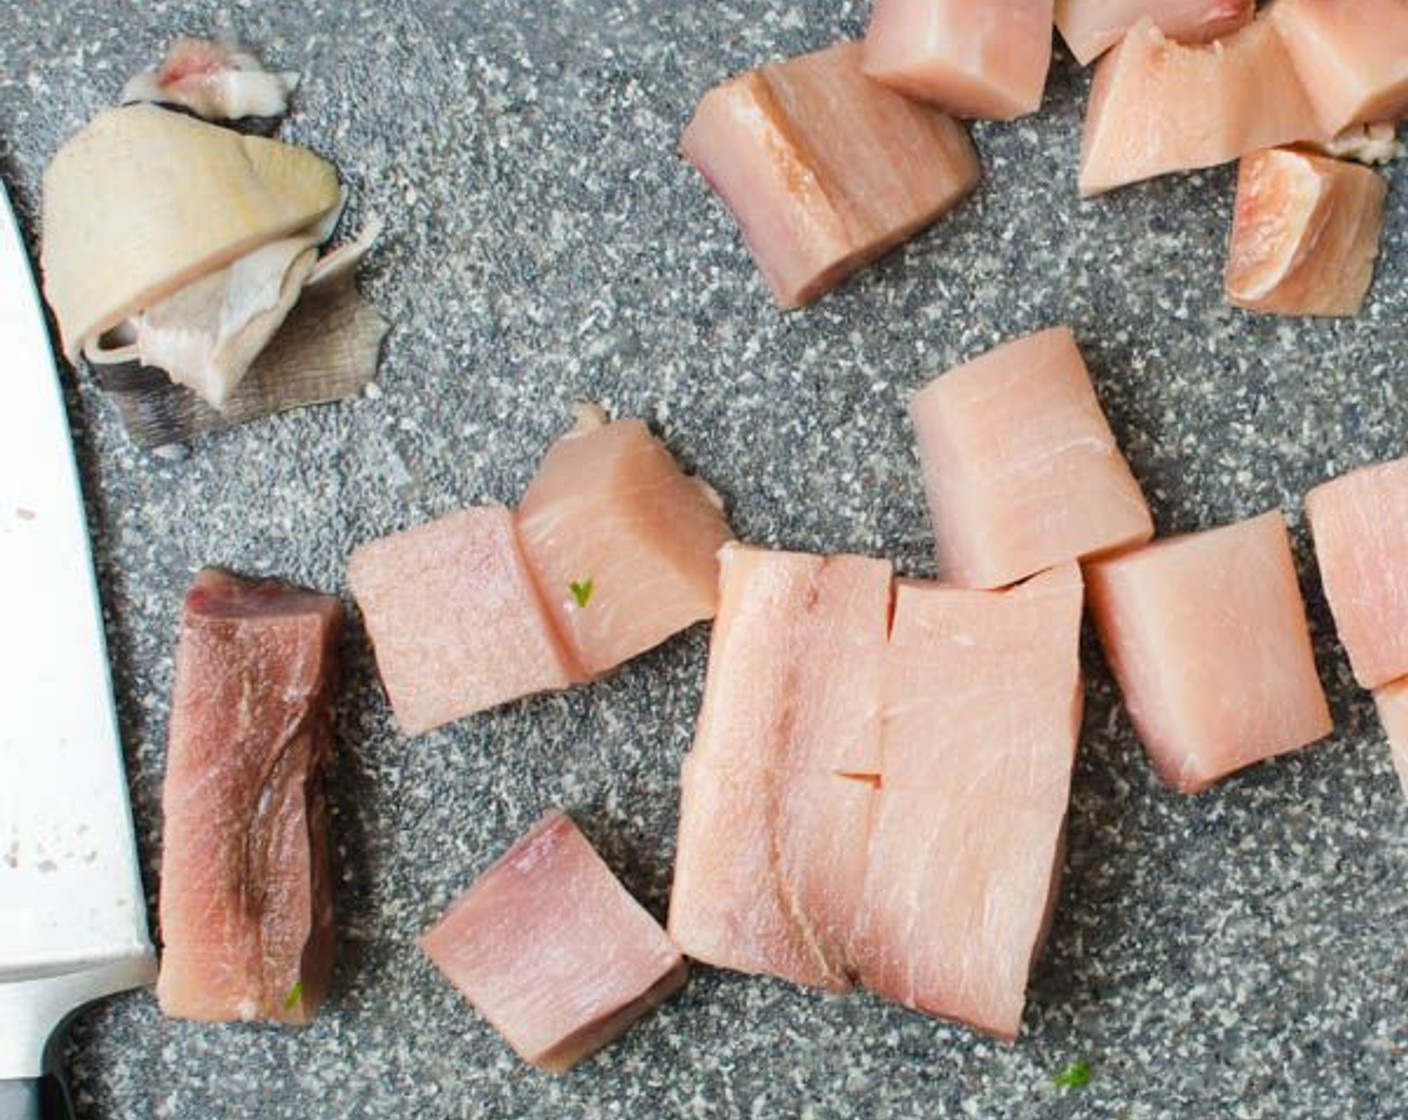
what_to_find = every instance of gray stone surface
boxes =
[2,2,1406,1117]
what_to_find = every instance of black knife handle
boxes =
[0,1072,74,1120]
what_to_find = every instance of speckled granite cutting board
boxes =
[0,3,1403,1118]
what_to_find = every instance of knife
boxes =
[0,185,157,1116]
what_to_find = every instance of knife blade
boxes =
[0,183,156,1113]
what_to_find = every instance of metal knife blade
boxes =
[0,182,155,1084]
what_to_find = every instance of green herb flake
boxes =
[283,981,304,1011]
[569,578,595,609]
[1051,1060,1091,1089]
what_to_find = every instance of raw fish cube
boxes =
[1080,18,1321,195]
[909,326,1153,590]
[1271,0,1408,135]
[1086,511,1332,792]
[157,569,341,1024]
[1226,148,1387,318]
[682,42,980,308]
[516,418,734,679]
[1306,457,1408,688]
[420,811,686,1073]
[668,756,874,992]
[1055,0,1254,66]
[348,507,578,736]
[852,564,1083,1040]
[688,544,892,776]
[864,0,1054,119]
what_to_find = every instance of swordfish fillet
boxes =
[420,811,686,1072]
[1305,457,1408,689]
[908,326,1153,590]
[1225,148,1388,318]
[516,416,734,679]
[1086,511,1332,792]
[668,545,892,991]
[863,0,1054,119]
[1055,0,1253,66]
[156,569,342,1024]
[1079,17,1322,195]
[682,42,980,308]
[1271,0,1408,136]
[852,564,1084,1040]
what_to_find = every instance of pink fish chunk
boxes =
[669,756,875,992]
[681,41,980,309]
[909,326,1153,590]
[1055,0,1253,66]
[1087,511,1332,793]
[1306,458,1408,689]
[1079,17,1321,195]
[686,544,893,777]
[156,569,341,1024]
[421,811,686,1073]
[516,417,734,679]
[348,507,579,736]
[668,545,892,990]
[1226,148,1387,318]
[864,0,1054,119]
[1271,0,1408,136]
[1371,681,1408,798]
[853,564,1084,1041]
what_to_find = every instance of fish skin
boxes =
[1306,457,1408,689]
[1056,0,1254,66]
[852,564,1084,1040]
[347,507,580,736]
[1086,511,1333,793]
[909,326,1153,590]
[681,41,979,308]
[516,418,734,680]
[1225,147,1387,318]
[156,568,341,1024]
[1271,0,1408,136]
[1079,17,1322,195]
[420,811,685,1073]
[864,0,1055,119]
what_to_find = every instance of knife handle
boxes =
[0,1072,73,1120]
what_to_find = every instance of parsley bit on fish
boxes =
[283,981,303,1011]
[569,578,594,609]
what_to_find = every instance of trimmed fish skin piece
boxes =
[667,544,892,990]
[1079,18,1322,196]
[863,0,1054,119]
[853,564,1084,1041]
[908,326,1153,590]
[156,569,341,1024]
[1306,457,1408,689]
[1271,0,1408,136]
[348,507,579,736]
[1055,0,1254,66]
[1225,148,1387,317]
[1086,511,1333,793]
[122,36,300,121]
[681,41,980,309]
[1371,681,1408,798]
[420,811,686,1073]
[669,757,874,992]
[516,418,734,680]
